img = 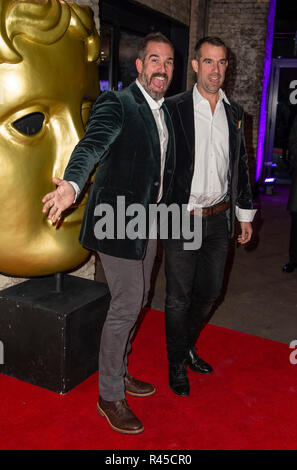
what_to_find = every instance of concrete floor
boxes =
[150,185,297,345]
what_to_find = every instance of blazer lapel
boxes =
[163,102,175,163]
[177,90,195,158]
[223,100,238,173]
[130,82,161,165]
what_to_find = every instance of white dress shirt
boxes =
[135,79,168,203]
[189,85,256,223]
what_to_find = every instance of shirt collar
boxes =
[193,84,230,106]
[136,79,164,110]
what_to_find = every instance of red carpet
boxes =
[0,309,296,450]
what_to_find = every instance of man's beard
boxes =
[205,73,223,94]
[140,71,169,100]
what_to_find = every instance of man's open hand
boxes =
[42,178,75,224]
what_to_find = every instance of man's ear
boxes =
[191,58,199,74]
[136,58,143,74]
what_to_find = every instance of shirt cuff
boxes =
[68,181,80,204]
[235,206,257,222]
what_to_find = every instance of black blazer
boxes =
[64,82,175,259]
[165,89,253,236]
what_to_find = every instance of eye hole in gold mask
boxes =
[13,112,45,136]
[0,0,101,277]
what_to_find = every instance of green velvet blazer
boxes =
[64,82,175,259]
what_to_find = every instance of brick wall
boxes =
[187,0,210,87]
[136,0,191,25]
[78,0,192,27]
[206,0,270,169]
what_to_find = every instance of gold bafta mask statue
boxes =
[0,0,100,276]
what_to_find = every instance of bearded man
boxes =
[42,32,175,434]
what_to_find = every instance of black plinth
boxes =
[0,275,110,394]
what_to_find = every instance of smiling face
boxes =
[0,32,99,276]
[136,41,174,100]
[192,43,228,99]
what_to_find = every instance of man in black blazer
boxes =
[164,37,256,396]
[42,32,175,433]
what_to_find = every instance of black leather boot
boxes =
[187,347,213,374]
[169,361,189,396]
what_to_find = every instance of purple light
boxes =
[100,80,123,91]
[255,0,277,181]
[264,177,275,183]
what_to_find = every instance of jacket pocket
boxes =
[95,186,134,204]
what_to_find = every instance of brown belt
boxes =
[190,200,230,217]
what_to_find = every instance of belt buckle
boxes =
[201,206,213,216]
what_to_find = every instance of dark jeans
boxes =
[162,211,229,364]
[289,212,297,264]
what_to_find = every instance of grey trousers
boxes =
[98,238,157,401]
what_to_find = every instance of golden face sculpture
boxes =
[0,0,100,276]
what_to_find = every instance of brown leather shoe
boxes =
[124,373,156,397]
[97,396,144,434]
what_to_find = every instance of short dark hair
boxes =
[138,32,174,61]
[194,36,228,60]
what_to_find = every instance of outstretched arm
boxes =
[42,91,123,224]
